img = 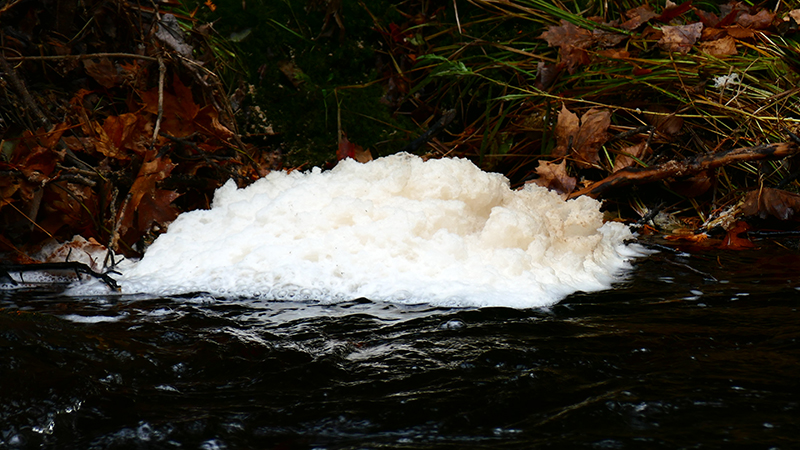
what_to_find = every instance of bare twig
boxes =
[4,52,159,62]
[570,142,800,199]
[152,54,166,145]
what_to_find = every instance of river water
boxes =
[2,240,799,449]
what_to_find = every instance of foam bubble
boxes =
[118,153,640,308]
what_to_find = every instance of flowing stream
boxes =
[3,242,800,449]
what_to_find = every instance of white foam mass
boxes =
[118,153,640,308]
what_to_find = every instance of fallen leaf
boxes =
[721,221,755,249]
[724,25,755,39]
[737,9,775,29]
[658,22,703,54]
[83,58,119,89]
[117,152,181,246]
[337,132,372,163]
[552,104,579,158]
[93,113,141,159]
[572,107,611,168]
[613,141,649,172]
[644,106,683,136]
[621,5,658,30]
[539,20,593,73]
[194,106,234,141]
[140,74,201,138]
[699,35,737,57]
[657,1,694,22]
[695,9,720,27]
[741,187,800,221]
[530,159,576,194]
[533,62,561,90]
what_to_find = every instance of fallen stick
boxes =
[569,142,799,199]
[1,262,120,291]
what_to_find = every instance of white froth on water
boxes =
[118,153,640,308]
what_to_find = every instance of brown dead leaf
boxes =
[552,104,579,158]
[118,152,181,243]
[194,106,235,141]
[93,113,141,159]
[337,133,372,163]
[699,35,738,57]
[658,22,703,54]
[621,5,658,31]
[278,60,306,88]
[539,20,593,73]
[696,9,721,27]
[644,107,683,136]
[572,107,611,168]
[83,58,119,89]
[741,187,800,221]
[725,25,755,39]
[552,105,611,168]
[140,75,201,138]
[534,62,561,90]
[613,141,649,172]
[530,159,576,194]
[737,9,775,29]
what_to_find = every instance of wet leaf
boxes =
[721,221,755,249]
[658,22,703,54]
[530,159,576,194]
[741,187,800,221]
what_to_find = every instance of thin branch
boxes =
[569,142,800,199]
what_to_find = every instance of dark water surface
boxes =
[2,243,800,449]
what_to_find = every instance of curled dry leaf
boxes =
[658,22,703,54]
[530,159,576,194]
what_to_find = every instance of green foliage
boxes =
[181,0,414,167]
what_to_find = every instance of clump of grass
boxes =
[387,0,800,222]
